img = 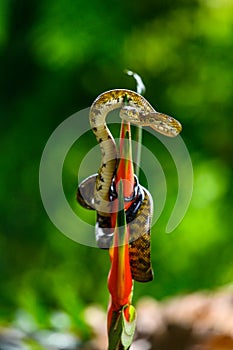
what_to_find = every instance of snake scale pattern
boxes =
[77,89,182,282]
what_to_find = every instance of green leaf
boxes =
[121,305,137,349]
[108,305,136,350]
[108,311,123,350]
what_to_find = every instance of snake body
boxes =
[77,89,182,282]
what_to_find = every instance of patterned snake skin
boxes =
[77,89,182,282]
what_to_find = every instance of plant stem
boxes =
[125,70,146,179]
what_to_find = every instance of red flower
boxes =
[107,121,135,331]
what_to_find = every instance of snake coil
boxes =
[77,89,182,282]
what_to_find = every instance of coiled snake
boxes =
[77,89,182,282]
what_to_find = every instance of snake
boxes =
[77,89,182,282]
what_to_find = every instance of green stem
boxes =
[125,70,146,179]
[134,125,142,179]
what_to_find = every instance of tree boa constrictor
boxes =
[77,89,182,282]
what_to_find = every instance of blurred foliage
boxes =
[0,0,232,336]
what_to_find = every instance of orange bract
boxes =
[107,121,135,331]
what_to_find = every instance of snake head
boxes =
[120,106,182,137]
[142,112,182,137]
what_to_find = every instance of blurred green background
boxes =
[0,0,232,337]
